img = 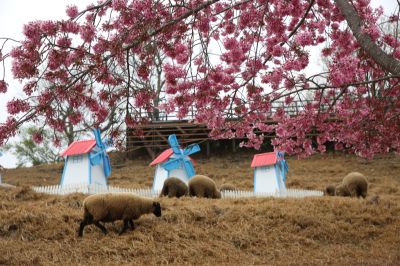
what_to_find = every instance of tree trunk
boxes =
[335,0,400,75]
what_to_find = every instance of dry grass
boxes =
[1,153,400,265]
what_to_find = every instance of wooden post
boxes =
[145,147,155,159]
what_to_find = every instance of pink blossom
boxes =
[271,45,285,57]
[7,99,30,115]
[22,81,36,96]
[137,64,149,80]
[295,31,314,46]
[32,131,43,144]
[79,23,96,43]
[69,112,83,125]
[0,80,8,94]
[331,22,339,30]
[112,0,127,11]
[56,37,72,47]
[223,38,238,50]
[66,5,79,18]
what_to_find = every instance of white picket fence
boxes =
[221,189,323,199]
[32,183,160,198]
[32,183,323,198]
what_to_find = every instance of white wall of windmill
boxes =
[167,154,191,184]
[90,162,107,186]
[254,165,281,194]
[168,167,190,184]
[152,164,169,191]
[61,154,90,186]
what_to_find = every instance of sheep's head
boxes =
[152,202,162,217]
[335,185,350,197]
[324,185,336,196]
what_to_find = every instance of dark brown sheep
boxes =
[159,177,188,198]
[78,193,161,237]
[188,175,221,199]
[335,172,368,198]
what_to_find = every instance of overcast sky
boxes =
[0,0,397,168]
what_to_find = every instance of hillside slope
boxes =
[0,153,399,265]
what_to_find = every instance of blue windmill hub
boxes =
[89,128,112,177]
[162,134,200,178]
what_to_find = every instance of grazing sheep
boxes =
[78,193,161,237]
[188,175,221,199]
[324,185,336,196]
[335,172,368,198]
[160,177,188,198]
[219,183,238,192]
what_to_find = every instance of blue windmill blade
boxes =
[162,158,181,171]
[93,128,105,149]
[90,150,103,165]
[168,134,182,154]
[182,159,196,177]
[183,143,200,156]
[102,153,112,177]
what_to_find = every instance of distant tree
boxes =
[0,0,399,158]
[4,127,62,167]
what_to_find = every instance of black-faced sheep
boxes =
[188,175,221,199]
[324,185,336,196]
[219,183,238,192]
[335,172,368,198]
[160,177,188,198]
[78,193,161,237]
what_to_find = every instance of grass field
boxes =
[0,153,399,265]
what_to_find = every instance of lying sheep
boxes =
[160,177,188,198]
[188,175,221,199]
[219,183,238,192]
[335,172,368,198]
[78,193,161,237]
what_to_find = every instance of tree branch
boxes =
[335,0,400,75]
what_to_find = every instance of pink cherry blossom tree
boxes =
[0,0,399,158]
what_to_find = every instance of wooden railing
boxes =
[131,100,326,122]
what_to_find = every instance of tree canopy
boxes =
[0,0,399,158]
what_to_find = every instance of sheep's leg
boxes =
[119,219,130,235]
[78,220,88,237]
[128,220,135,231]
[93,221,107,235]
[78,213,93,237]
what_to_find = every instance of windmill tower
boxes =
[59,129,112,186]
[149,134,200,191]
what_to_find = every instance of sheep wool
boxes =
[188,175,221,199]
[219,183,238,192]
[78,193,161,237]
[336,172,368,198]
[160,177,188,198]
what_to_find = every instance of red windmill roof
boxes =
[251,152,277,168]
[149,148,174,166]
[60,140,96,156]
